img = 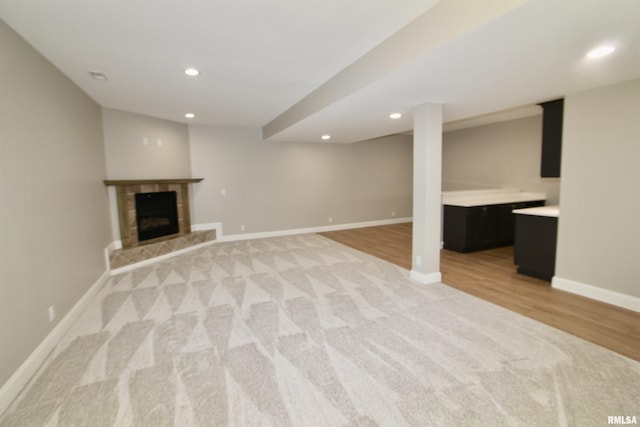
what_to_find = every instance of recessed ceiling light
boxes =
[184,67,200,76]
[321,135,331,140]
[389,113,402,119]
[185,113,195,119]
[586,45,615,59]
[88,71,108,81]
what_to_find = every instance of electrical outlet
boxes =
[240,225,245,231]
[416,256,422,267]
[328,217,333,223]
[392,211,396,217]
[48,305,56,322]
[221,188,226,196]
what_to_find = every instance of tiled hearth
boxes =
[104,178,214,270]
[108,229,216,270]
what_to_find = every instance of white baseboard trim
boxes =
[0,270,110,416]
[218,217,412,242]
[410,270,442,285]
[552,276,640,313]
[109,218,409,253]
[105,218,411,273]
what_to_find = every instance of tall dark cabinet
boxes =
[539,98,564,177]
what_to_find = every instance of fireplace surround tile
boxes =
[104,178,210,270]
[104,178,203,248]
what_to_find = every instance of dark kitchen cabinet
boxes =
[497,201,546,245]
[514,213,558,281]
[443,200,545,252]
[539,98,564,178]
[466,205,499,248]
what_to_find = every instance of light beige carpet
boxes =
[1,234,639,426]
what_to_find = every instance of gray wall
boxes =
[0,20,111,387]
[189,125,413,235]
[102,108,191,179]
[102,108,192,241]
[556,79,640,299]
[442,115,561,204]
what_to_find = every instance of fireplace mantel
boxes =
[104,178,203,186]
[104,178,204,248]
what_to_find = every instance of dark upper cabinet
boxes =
[539,98,564,178]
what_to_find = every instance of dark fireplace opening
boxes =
[135,191,179,242]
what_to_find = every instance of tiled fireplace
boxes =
[104,178,216,270]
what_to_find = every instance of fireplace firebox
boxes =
[135,191,179,242]
[104,178,203,248]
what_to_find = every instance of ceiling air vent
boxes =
[88,70,108,81]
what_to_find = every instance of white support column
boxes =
[411,103,443,284]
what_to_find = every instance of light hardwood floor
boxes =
[319,222,640,362]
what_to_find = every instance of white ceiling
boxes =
[2,0,639,144]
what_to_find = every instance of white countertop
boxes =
[513,205,559,217]
[442,189,546,207]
